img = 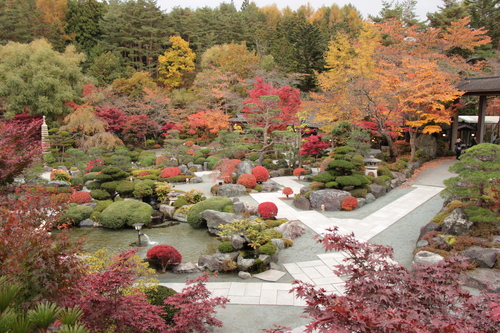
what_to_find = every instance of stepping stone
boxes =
[252,269,286,282]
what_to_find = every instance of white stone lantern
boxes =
[363,155,382,176]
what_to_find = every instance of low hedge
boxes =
[187,197,233,228]
[61,204,93,224]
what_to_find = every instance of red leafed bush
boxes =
[139,171,149,177]
[293,168,307,179]
[160,167,182,178]
[342,196,358,211]
[252,166,269,182]
[282,187,293,198]
[69,191,93,204]
[258,202,278,219]
[156,155,169,166]
[185,140,194,147]
[237,174,257,188]
[147,245,182,272]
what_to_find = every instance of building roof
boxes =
[458,115,500,124]
[456,76,500,96]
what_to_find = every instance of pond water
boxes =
[67,223,221,263]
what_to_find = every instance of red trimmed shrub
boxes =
[252,166,269,182]
[293,168,307,179]
[69,191,92,204]
[282,187,293,198]
[342,196,358,211]
[237,174,257,188]
[139,171,149,177]
[160,167,182,178]
[185,140,194,147]
[156,155,169,166]
[258,202,278,219]
[146,245,182,272]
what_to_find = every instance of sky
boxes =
[156,0,442,21]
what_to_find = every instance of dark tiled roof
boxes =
[456,76,500,96]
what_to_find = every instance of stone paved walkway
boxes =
[159,159,455,332]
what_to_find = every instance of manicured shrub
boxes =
[115,180,135,197]
[312,172,336,183]
[254,184,262,192]
[146,245,182,272]
[61,204,93,224]
[258,202,278,219]
[218,242,236,253]
[237,174,257,188]
[222,204,234,213]
[94,200,113,213]
[139,171,149,177]
[349,188,368,198]
[342,196,358,211]
[83,172,99,182]
[206,156,220,170]
[70,177,84,190]
[336,176,362,187]
[138,156,156,166]
[282,187,293,198]
[160,167,182,178]
[144,285,178,324]
[293,167,307,179]
[133,181,153,199]
[90,189,111,200]
[100,200,153,229]
[325,181,339,188]
[262,229,282,239]
[173,196,188,208]
[187,197,233,228]
[184,189,206,204]
[252,166,269,182]
[377,166,394,179]
[101,181,119,194]
[258,242,277,255]
[50,169,71,182]
[69,191,92,204]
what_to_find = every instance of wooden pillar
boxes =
[451,114,458,150]
[477,96,487,143]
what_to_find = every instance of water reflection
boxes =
[67,223,220,263]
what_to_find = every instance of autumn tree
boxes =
[0,39,85,120]
[188,108,230,135]
[0,118,43,186]
[35,0,69,51]
[242,78,301,165]
[298,133,330,162]
[268,227,500,333]
[200,41,260,79]
[158,35,196,89]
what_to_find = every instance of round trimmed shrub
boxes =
[312,172,336,183]
[85,181,101,190]
[252,166,270,182]
[100,200,153,229]
[237,174,257,188]
[115,180,135,197]
[293,168,307,178]
[69,191,92,204]
[146,245,182,271]
[50,169,71,182]
[133,181,153,199]
[218,241,236,253]
[144,285,178,324]
[160,167,182,178]
[83,172,99,182]
[70,177,84,190]
[336,176,362,187]
[90,189,111,200]
[187,197,233,228]
[94,200,113,213]
[342,196,358,211]
[258,202,278,219]
[282,187,293,197]
[62,204,93,224]
[258,242,277,255]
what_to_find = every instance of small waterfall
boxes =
[141,233,158,246]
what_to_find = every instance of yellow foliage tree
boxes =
[201,41,260,79]
[158,36,196,89]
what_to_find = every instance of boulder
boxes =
[365,193,376,204]
[159,204,176,219]
[418,222,441,241]
[442,208,472,236]
[198,252,239,272]
[300,187,311,195]
[260,183,280,192]
[309,189,351,211]
[276,220,306,240]
[461,247,500,268]
[233,201,246,214]
[172,262,200,274]
[79,218,94,228]
[413,250,445,265]
[172,210,188,222]
[231,234,247,250]
[369,184,386,199]
[80,202,98,209]
[200,210,240,235]
[491,236,500,245]
[259,254,271,266]
[45,180,71,187]
[237,255,255,272]
[217,184,247,197]
[236,160,253,178]
[416,240,429,249]
[416,134,437,159]
[190,176,203,183]
[293,195,311,210]
[356,198,366,208]
[391,171,406,185]
[462,269,500,293]
[271,238,285,251]
[238,271,252,279]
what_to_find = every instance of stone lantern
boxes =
[363,155,382,176]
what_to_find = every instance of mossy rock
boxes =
[100,200,153,229]
[187,197,233,228]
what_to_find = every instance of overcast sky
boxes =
[156,0,442,21]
